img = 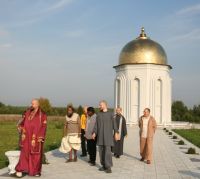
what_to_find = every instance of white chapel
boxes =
[114,27,172,125]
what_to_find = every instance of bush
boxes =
[163,128,166,130]
[187,147,196,154]
[166,130,169,132]
[169,132,172,135]
[173,135,178,139]
[178,140,185,145]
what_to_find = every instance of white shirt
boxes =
[142,116,150,138]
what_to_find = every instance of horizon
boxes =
[0,99,198,109]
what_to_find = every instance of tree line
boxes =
[0,98,70,116]
[172,101,200,123]
[0,98,102,117]
[0,99,199,123]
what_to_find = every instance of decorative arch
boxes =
[115,73,126,109]
[131,77,140,123]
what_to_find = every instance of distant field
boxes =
[173,129,200,148]
[0,116,65,169]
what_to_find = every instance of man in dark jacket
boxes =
[113,107,127,158]
[85,107,97,166]
[92,100,118,173]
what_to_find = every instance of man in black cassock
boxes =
[92,100,118,173]
[113,107,127,158]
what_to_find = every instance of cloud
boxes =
[168,28,200,43]
[176,3,200,16]
[45,0,74,12]
[163,3,200,44]
[2,0,75,27]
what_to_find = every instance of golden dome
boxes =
[118,27,168,66]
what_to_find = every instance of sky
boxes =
[0,0,200,108]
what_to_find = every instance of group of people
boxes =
[59,101,128,173]
[15,99,157,177]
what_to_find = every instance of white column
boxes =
[114,79,117,109]
[126,79,131,123]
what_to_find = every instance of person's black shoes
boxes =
[99,166,112,173]
[90,162,96,166]
[105,168,112,173]
[114,154,120,158]
[99,166,106,171]
[140,157,145,161]
[115,155,120,158]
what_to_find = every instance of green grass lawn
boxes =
[0,119,65,169]
[173,129,200,148]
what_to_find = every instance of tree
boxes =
[77,105,83,116]
[172,101,188,121]
[183,112,193,122]
[193,105,200,116]
[39,97,52,114]
[192,105,200,123]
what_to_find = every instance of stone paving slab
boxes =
[0,127,200,179]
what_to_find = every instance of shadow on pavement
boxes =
[123,152,140,160]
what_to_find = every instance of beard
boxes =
[99,107,104,112]
[30,107,35,111]
[67,113,73,118]
[30,106,39,112]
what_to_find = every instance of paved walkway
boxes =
[0,127,200,179]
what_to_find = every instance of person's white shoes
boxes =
[16,172,22,178]
[34,174,41,177]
